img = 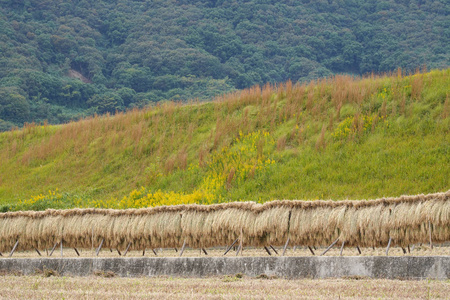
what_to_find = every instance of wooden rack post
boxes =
[49,242,58,256]
[339,241,345,256]
[269,245,278,255]
[386,237,392,256]
[223,238,238,256]
[235,244,242,256]
[123,243,132,256]
[96,239,104,256]
[429,221,433,250]
[179,240,186,257]
[320,238,339,256]
[9,240,19,257]
[237,228,243,256]
[282,237,290,256]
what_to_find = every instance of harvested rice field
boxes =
[0,275,448,299]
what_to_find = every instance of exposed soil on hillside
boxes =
[67,69,92,83]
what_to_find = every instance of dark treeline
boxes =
[0,0,448,130]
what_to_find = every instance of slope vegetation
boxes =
[0,69,449,211]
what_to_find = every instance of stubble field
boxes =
[0,275,448,299]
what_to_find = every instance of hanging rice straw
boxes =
[0,191,448,252]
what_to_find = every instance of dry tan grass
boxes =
[5,245,449,259]
[0,274,448,299]
[0,191,449,252]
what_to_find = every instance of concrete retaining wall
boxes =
[0,256,448,279]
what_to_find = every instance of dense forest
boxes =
[0,0,448,129]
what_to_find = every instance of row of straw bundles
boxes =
[0,191,448,252]
[289,193,450,247]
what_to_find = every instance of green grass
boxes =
[0,69,449,210]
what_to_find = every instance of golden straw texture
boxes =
[0,191,448,251]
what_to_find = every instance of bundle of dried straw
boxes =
[0,191,448,252]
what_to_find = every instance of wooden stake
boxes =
[74,248,80,256]
[429,221,433,250]
[308,246,315,256]
[401,247,407,254]
[407,245,410,253]
[340,241,345,256]
[60,240,63,258]
[356,246,361,255]
[235,244,242,256]
[0,252,2,256]
[282,237,290,256]
[96,239,104,256]
[180,240,187,257]
[152,249,157,256]
[110,248,113,252]
[9,240,19,257]
[117,249,122,256]
[123,243,132,256]
[49,242,58,256]
[202,248,208,255]
[321,238,339,256]
[223,238,239,256]
[142,249,145,256]
[269,245,279,255]
[239,228,243,256]
[264,246,272,256]
[35,248,42,256]
[174,248,178,252]
[386,237,392,256]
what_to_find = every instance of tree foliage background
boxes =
[0,0,448,129]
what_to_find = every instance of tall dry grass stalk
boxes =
[442,94,449,119]
[315,125,327,150]
[0,191,448,251]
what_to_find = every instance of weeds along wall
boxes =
[0,191,448,252]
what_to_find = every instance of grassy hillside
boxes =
[0,69,449,211]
